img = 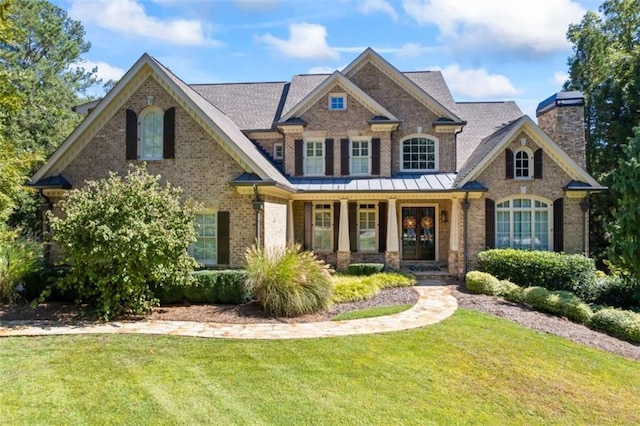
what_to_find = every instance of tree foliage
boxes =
[49,165,199,320]
[565,0,640,264]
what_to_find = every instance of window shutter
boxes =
[325,139,334,176]
[553,198,563,252]
[378,201,387,252]
[126,109,137,160]
[303,202,312,250]
[349,202,357,252]
[371,138,381,175]
[534,148,543,179]
[163,107,175,159]
[217,211,230,265]
[341,139,350,175]
[505,149,514,179]
[295,139,304,176]
[333,202,340,252]
[485,198,495,249]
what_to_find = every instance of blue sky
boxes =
[52,0,603,118]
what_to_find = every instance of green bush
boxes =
[49,165,199,320]
[366,272,415,289]
[594,275,640,309]
[590,308,640,344]
[477,249,597,301]
[0,230,42,303]
[465,271,502,295]
[523,287,593,324]
[188,270,249,304]
[498,280,520,297]
[504,285,525,304]
[347,263,385,276]
[245,244,333,317]
[332,275,380,303]
[523,286,551,309]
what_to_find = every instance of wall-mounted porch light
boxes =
[440,210,448,224]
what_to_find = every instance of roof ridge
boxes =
[191,81,289,86]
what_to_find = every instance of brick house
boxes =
[30,48,604,276]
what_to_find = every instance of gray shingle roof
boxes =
[404,71,456,111]
[289,173,457,192]
[281,74,330,116]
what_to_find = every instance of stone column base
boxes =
[385,251,400,270]
[448,250,460,278]
[336,251,351,272]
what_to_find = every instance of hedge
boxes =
[154,270,249,305]
[477,249,597,301]
[347,263,385,276]
[590,308,640,344]
[465,271,502,295]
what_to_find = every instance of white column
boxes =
[386,198,399,252]
[287,199,295,245]
[449,199,459,251]
[338,199,350,252]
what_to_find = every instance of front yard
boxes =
[1,309,638,425]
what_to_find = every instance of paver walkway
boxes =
[0,284,457,340]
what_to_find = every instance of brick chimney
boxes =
[536,91,586,169]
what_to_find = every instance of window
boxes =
[313,204,332,251]
[515,149,532,179]
[351,139,370,175]
[139,107,163,159]
[329,93,346,111]
[358,204,377,251]
[273,143,283,160]
[496,198,550,250]
[192,213,217,265]
[305,140,324,175]
[401,136,437,171]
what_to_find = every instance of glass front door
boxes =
[401,207,436,260]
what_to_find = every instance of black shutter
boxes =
[341,139,350,176]
[371,138,381,175]
[554,198,564,252]
[217,211,230,265]
[349,202,357,252]
[333,202,340,252]
[485,198,495,249]
[126,109,137,160]
[534,148,543,179]
[378,202,387,253]
[295,139,304,176]
[163,107,175,159]
[325,139,334,176]
[304,202,312,250]
[505,149,514,179]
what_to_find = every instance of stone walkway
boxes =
[0,284,457,340]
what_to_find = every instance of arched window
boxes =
[496,196,551,250]
[514,148,532,179]
[139,106,163,159]
[400,135,438,171]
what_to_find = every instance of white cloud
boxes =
[75,60,126,82]
[553,71,569,86]
[393,42,432,57]
[234,0,281,12]
[358,0,398,21]
[308,66,337,74]
[437,64,518,98]
[259,23,339,61]
[69,0,216,46]
[403,0,585,54]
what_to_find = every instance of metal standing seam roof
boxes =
[289,173,457,192]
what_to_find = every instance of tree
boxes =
[607,127,640,277]
[565,0,640,265]
[49,165,199,320]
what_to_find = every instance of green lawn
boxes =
[1,309,638,425]
[332,304,414,321]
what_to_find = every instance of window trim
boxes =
[138,106,164,160]
[350,137,372,176]
[273,143,284,160]
[357,202,378,252]
[514,147,533,180]
[328,93,346,111]
[190,211,218,266]
[400,134,439,172]
[304,139,325,176]
[495,196,552,251]
[312,203,333,252]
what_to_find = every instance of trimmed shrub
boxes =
[523,287,593,323]
[465,271,502,295]
[523,286,551,309]
[477,249,597,301]
[245,244,333,317]
[347,263,385,276]
[189,270,249,304]
[594,275,640,309]
[504,285,525,304]
[498,280,520,297]
[332,275,380,303]
[590,308,640,344]
[367,272,415,289]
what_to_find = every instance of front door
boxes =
[401,207,436,260]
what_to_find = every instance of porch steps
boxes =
[400,264,455,281]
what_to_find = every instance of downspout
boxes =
[39,189,53,263]
[580,191,591,256]
[461,192,470,277]
[454,127,463,173]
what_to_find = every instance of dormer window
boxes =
[400,135,438,171]
[329,93,346,111]
[273,143,283,160]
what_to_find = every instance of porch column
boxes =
[337,199,350,270]
[287,199,295,245]
[448,199,460,276]
[385,198,400,269]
